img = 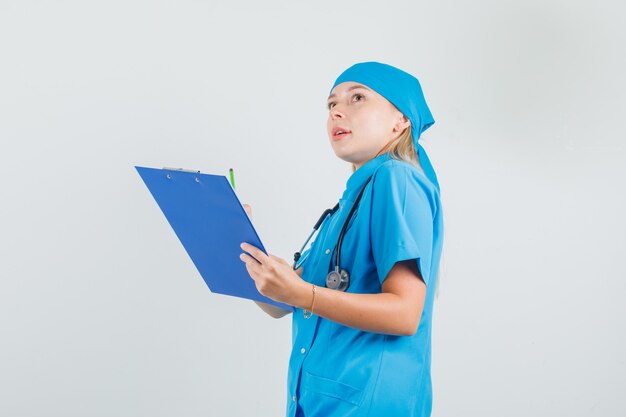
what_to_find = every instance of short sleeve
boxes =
[369,163,435,287]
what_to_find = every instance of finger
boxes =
[240,253,261,275]
[240,243,270,265]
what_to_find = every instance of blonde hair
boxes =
[351,124,445,298]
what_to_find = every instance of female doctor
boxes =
[239,61,444,417]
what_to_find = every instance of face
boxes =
[327,81,410,170]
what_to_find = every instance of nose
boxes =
[329,106,345,119]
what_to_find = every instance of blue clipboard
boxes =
[135,165,294,312]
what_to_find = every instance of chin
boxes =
[332,148,359,165]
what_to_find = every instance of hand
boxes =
[243,203,252,218]
[239,242,309,307]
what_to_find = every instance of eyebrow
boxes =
[327,85,371,101]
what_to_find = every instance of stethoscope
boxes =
[292,176,373,292]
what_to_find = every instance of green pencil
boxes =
[229,168,236,190]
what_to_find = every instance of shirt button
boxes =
[300,347,306,354]
[292,396,297,402]
[325,249,330,255]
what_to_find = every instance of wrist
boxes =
[294,279,313,310]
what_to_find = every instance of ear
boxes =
[393,114,411,133]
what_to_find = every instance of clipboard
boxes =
[135,165,294,311]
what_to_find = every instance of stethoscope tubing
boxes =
[333,176,372,273]
[292,202,339,270]
[292,176,373,285]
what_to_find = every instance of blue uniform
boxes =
[286,152,444,417]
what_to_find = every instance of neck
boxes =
[353,142,394,172]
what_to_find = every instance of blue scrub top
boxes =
[286,152,444,417]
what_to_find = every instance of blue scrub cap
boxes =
[330,61,440,192]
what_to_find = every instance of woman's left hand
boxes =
[239,242,308,307]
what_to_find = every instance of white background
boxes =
[1,0,624,415]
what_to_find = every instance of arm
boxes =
[239,241,425,332]
[293,259,426,336]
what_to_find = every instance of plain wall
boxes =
[1,0,624,415]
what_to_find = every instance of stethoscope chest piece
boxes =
[326,267,350,292]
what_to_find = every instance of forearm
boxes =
[254,300,291,319]
[293,285,417,336]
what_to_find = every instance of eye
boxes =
[327,93,364,110]
[352,93,364,102]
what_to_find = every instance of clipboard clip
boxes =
[162,167,201,173]
[162,167,202,182]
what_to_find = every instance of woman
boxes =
[239,61,444,417]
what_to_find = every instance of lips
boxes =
[332,127,352,139]
[332,132,351,141]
